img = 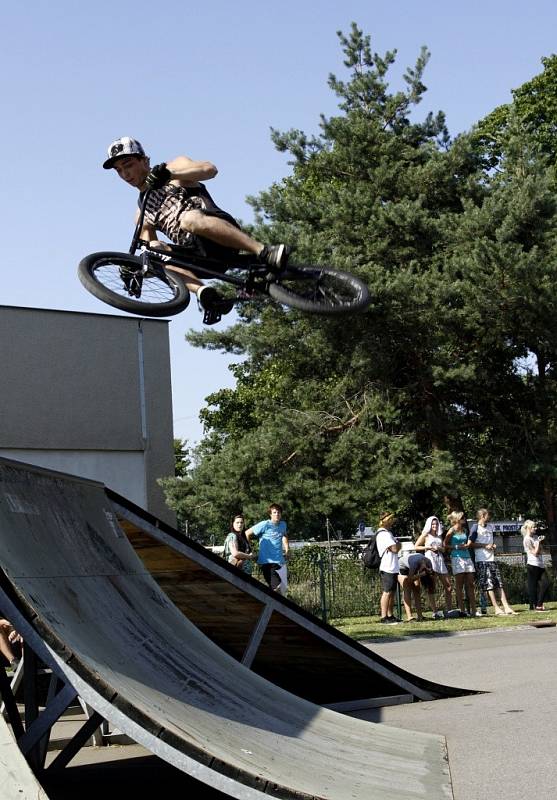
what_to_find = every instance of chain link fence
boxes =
[253,543,557,623]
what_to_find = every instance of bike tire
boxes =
[268,265,370,315]
[78,252,191,317]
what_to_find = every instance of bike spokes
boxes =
[268,266,370,314]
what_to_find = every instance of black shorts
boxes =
[169,207,241,267]
[380,571,398,592]
[195,208,241,264]
[261,563,283,591]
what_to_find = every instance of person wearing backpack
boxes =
[223,514,256,574]
[375,512,401,624]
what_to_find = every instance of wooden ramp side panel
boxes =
[123,525,412,704]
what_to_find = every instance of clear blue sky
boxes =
[3,1,556,444]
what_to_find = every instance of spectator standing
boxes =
[522,520,550,611]
[445,511,478,617]
[246,504,289,595]
[414,516,452,618]
[223,514,256,574]
[375,512,401,624]
[469,509,516,616]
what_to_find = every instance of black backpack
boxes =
[362,536,381,569]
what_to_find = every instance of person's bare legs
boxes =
[455,574,465,613]
[398,577,414,620]
[487,588,505,614]
[465,573,477,615]
[180,210,263,255]
[411,580,424,620]
[426,588,437,615]
[441,574,453,612]
[496,587,516,614]
[380,591,391,618]
[152,238,232,315]
[148,241,204,293]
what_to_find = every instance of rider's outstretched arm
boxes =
[165,155,218,185]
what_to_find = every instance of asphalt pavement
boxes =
[356,624,556,800]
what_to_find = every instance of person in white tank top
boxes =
[414,515,452,618]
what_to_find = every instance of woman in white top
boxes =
[522,520,549,611]
[414,516,452,617]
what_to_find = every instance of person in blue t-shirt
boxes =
[246,504,289,595]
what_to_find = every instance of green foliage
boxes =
[475,54,557,168]
[173,439,190,478]
[161,24,557,544]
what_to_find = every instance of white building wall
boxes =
[0,306,176,524]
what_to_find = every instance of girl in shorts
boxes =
[414,516,452,618]
[445,511,477,617]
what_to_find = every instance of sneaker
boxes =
[475,610,485,617]
[380,617,400,625]
[534,606,548,612]
[387,615,402,623]
[259,243,290,270]
[433,610,445,620]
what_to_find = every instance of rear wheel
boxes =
[78,252,190,317]
[268,265,370,315]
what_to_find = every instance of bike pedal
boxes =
[202,309,222,325]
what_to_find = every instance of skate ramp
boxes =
[0,458,453,799]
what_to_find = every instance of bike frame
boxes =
[129,188,275,293]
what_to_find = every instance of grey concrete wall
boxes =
[0,306,176,523]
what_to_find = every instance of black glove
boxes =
[144,163,171,190]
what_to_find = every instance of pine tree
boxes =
[162,24,485,539]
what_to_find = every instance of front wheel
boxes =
[78,252,191,317]
[268,265,370,315]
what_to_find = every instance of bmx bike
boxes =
[78,189,370,319]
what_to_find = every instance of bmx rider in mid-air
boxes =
[103,136,290,322]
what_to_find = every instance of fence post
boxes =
[318,555,328,624]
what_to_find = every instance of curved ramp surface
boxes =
[0,459,452,799]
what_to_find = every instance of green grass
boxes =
[332,603,557,640]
